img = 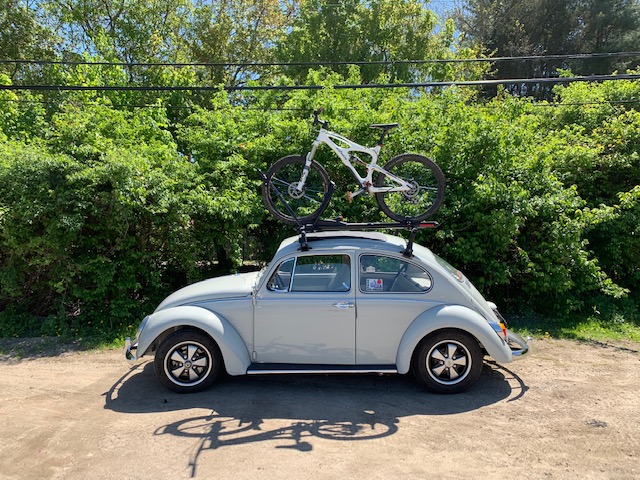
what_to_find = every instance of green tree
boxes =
[277,0,485,83]
[185,0,295,87]
[45,0,193,64]
[0,0,59,80]
[455,0,640,97]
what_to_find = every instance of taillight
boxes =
[499,322,508,340]
[489,320,508,341]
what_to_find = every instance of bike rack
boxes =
[259,169,439,257]
[294,218,438,257]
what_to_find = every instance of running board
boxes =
[246,364,398,375]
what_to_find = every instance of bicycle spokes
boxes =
[374,154,445,222]
[262,155,332,225]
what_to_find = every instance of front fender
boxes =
[395,304,512,374]
[137,306,251,376]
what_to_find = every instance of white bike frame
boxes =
[296,127,414,199]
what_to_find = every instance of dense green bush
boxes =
[0,100,261,337]
[0,71,638,338]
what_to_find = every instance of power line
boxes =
[2,73,639,92]
[1,51,639,68]
[2,97,637,112]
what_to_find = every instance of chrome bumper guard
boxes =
[124,337,138,365]
[507,330,532,360]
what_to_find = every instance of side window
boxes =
[359,255,432,293]
[267,255,351,292]
[267,258,295,291]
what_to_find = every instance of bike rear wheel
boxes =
[262,155,332,225]
[374,153,445,222]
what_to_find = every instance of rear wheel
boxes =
[374,153,445,221]
[154,330,221,393]
[262,155,332,225]
[413,330,483,394]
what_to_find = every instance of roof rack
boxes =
[295,218,438,257]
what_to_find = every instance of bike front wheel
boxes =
[374,153,445,222]
[262,155,332,225]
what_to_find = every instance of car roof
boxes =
[276,231,423,258]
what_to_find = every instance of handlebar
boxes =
[313,108,329,129]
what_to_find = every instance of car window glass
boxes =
[291,254,351,292]
[359,255,432,293]
[267,258,295,291]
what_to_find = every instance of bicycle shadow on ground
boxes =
[105,361,526,477]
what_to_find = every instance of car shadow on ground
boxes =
[106,360,526,415]
[105,361,527,476]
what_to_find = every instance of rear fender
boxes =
[137,306,251,376]
[396,304,511,374]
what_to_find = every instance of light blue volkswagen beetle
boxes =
[125,231,530,394]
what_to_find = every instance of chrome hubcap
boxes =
[426,340,471,385]
[165,342,212,386]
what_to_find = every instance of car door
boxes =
[355,253,438,365]
[254,252,356,365]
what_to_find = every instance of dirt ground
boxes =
[0,337,638,480]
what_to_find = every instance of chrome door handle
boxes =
[333,302,354,309]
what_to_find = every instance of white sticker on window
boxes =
[367,278,383,291]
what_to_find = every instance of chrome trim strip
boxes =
[247,368,398,375]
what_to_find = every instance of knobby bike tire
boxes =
[262,155,332,225]
[374,153,445,222]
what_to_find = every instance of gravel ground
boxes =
[0,337,638,480]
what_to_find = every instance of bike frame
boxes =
[296,127,413,199]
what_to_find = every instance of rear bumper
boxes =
[507,330,532,360]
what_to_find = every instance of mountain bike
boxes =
[262,109,445,225]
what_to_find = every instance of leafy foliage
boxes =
[277,0,486,83]
[0,1,638,338]
[455,0,640,98]
[0,101,261,337]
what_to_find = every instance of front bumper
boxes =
[506,330,532,360]
[124,337,138,365]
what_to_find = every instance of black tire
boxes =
[262,155,332,225]
[374,153,445,222]
[154,330,222,393]
[413,330,483,394]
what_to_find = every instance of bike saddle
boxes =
[369,123,399,131]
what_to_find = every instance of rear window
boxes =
[359,255,432,293]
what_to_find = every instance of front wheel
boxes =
[154,330,222,393]
[262,155,332,225]
[413,330,483,394]
[374,153,445,222]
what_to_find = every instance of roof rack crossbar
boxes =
[293,218,439,257]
